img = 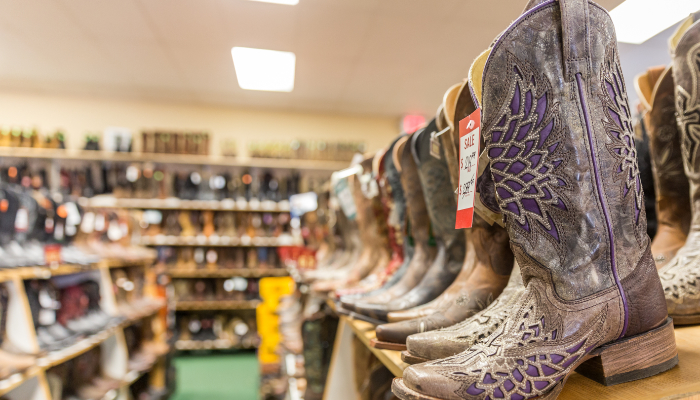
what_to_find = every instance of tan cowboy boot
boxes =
[660,13,700,325]
[635,66,691,268]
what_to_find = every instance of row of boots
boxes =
[307,1,700,399]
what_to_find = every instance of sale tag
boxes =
[456,109,481,229]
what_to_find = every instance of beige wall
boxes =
[0,90,400,157]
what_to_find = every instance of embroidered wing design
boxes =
[600,45,644,228]
[485,54,568,243]
[676,42,700,172]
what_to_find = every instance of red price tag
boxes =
[456,109,481,229]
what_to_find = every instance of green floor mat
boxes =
[170,352,260,400]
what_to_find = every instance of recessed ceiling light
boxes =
[231,47,296,92]
[610,0,700,44]
[248,0,298,5]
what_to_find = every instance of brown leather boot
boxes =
[636,66,691,268]
[336,146,407,298]
[401,57,526,364]
[349,135,439,320]
[332,153,392,296]
[340,135,415,308]
[393,1,676,398]
[377,83,514,344]
[660,13,700,325]
[312,165,389,293]
[357,119,466,332]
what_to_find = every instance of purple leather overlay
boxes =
[576,72,628,338]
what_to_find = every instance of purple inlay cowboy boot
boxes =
[392,1,677,399]
[659,12,700,326]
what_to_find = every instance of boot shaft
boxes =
[637,67,691,241]
[481,0,648,301]
[411,121,466,271]
[398,132,434,251]
[380,136,407,259]
[672,14,700,231]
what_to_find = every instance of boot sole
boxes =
[370,338,407,351]
[670,313,700,326]
[575,317,678,386]
[401,351,430,365]
[335,306,386,326]
[391,318,678,399]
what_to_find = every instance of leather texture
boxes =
[637,66,691,268]
[660,16,700,320]
[376,88,514,342]
[393,1,670,399]
[341,135,413,306]
[337,138,407,298]
[352,130,439,321]
[362,121,465,324]
[404,263,525,362]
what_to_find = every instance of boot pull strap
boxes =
[559,0,591,81]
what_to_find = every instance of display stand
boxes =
[0,257,168,400]
[326,311,700,400]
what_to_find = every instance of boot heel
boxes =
[575,317,678,386]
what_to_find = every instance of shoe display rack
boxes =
[0,256,168,400]
[0,147,349,172]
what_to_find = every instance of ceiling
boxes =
[0,0,624,118]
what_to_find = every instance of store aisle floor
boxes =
[170,352,260,400]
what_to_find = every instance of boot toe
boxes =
[402,363,465,400]
[407,330,467,361]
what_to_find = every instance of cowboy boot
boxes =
[340,135,414,306]
[401,65,527,363]
[402,263,523,365]
[336,147,404,298]
[393,1,675,399]
[368,120,467,349]
[378,85,514,343]
[349,134,439,319]
[330,154,392,295]
[388,80,516,324]
[636,66,691,268]
[660,13,700,325]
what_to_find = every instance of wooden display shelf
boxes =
[167,268,289,278]
[174,299,260,311]
[38,307,163,370]
[139,235,300,247]
[0,367,41,397]
[339,317,700,400]
[86,197,291,212]
[0,257,154,284]
[0,147,349,172]
[174,339,255,351]
[0,303,164,397]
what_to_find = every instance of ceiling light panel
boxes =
[610,0,700,44]
[231,47,296,92]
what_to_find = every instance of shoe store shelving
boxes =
[86,197,292,213]
[0,257,170,400]
[173,339,255,351]
[0,147,349,172]
[138,235,301,247]
[0,258,157,284]
[174,299,260,311]
[326,315,700,400]
[167,268,289,278]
